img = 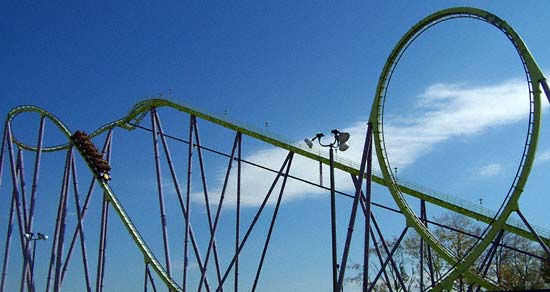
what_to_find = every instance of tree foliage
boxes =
[346,212,550,291]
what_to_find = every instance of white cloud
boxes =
[477,163,504,177]
[538,149,550,163]
[196,78,547,207]
[382,79,543,169]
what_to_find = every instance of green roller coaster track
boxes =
[4,6,548,292]
[370,7,546,291]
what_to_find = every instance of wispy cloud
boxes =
[538,149,550,163]
[381,79,541,169]
[477,163,504,177]
[196,78,547,207]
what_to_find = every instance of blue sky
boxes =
[2,1,550,291]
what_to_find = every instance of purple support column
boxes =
[540,79,550,105]
[2,125,23,292]
[61,130,112,284]
[146,265,158,292]
[251,152,294,292]
[0,127,10,292]
[150,108,171,276]
[53,151,73,292]
[145,114,213,291]
[363,123,373,292]
[368,228,394,292]
[95,191,109,292]
[419,200,425,292]
[357,181,393,292]
[0,192,16,292]
[16,151,29,235]
[198,133,240,292]
[192,118,223,289]
[5,124,33,288]
[367,228,408,292]
[420,200,435,286]
[337,123,372,290]
[235,131,242,292]
[45,150,72,292]
[472,230,505,292]
[371,215,408,292]
[153,112,190,286]
[216,152,293,291]
[95,139,112,292]
[517,210,550,255]
[144,263,148,292]
[183,115,194,289]
[23,116,45,291]
[68,157,92,291]
[153,114,219,290]
[16,150,32,292]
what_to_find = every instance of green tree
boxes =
[491,233,548,290]
[346,238,416,291]
[347,212,550,291]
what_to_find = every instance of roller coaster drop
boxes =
[2,7,550,292]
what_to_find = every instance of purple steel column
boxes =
[192,118,223,288]
[149,115,215,291]
[5,124,27,254]
[144,263,148,292]
[182,114,194,289]
[1,125,24,292]
[95,139,112,292]
[419,200,425,292]
[363,123,373,292]
[154,113,219,290]
[146,264,158,292]
[251,152,294,292]
[6,125,34,290]
[337,123,372,291]
[516,210,550,255]
[16,151,29,236]
[540,79,550,104]
[24,116,45,291]
[198,133,240,292]
[367,227,408,292]
[357,184,393,292]
[0,127,9,292]
[0,191,16,292]
[420,200,435,286]
[329,146,338,292]
[61,130,112,284]
[53,151,73,291]
[68,157,92,291]
[45,149,72,292]
[154,112,194,287]
[371,215,407,291]
[95,190,109,292]
[16,150,32,292]
[471,230,505,292]
[235,131,242,292]
[368,228,394,292]
[480,230,505,276]
[216,152,293,291]
[150,108,172,276]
